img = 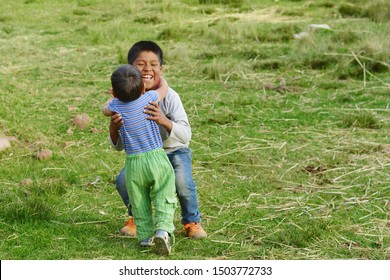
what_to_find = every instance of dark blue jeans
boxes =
[116,147,201,224]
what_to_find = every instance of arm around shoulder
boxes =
[155,76,168,102]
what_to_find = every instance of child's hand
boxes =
[145,102,166,125]
[145,101,173,132]
[110,112,124,131]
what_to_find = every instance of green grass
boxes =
[0,0,389,260]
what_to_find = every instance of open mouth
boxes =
[142,75,153,81]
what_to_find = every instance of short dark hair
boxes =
[111,64,143,102]
[127,41,163,65]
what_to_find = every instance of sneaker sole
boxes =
[154,236,171,255]
[140,239,154,247]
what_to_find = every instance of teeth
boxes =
[143,75,153,80]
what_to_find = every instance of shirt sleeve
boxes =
[162,89,192,145]
[109,132,124,151]
[107,100,119,114]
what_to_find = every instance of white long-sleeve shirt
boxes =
[110,87,192,153]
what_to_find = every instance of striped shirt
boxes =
[108,90,162,155]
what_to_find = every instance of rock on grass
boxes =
[36,149,53,160]
[0,138,11,151]
[73,113,92,129]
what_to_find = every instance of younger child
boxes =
[102,64,176,255]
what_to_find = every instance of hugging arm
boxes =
[155,76,168,102]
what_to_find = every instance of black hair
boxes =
[111,64,143,102]
[127,41,163,65]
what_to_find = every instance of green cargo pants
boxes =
[125,148,177,241]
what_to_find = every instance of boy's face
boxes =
[132,51,162,91]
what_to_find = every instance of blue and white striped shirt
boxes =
[108,90,162,155]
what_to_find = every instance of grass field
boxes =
[0,0,389,260]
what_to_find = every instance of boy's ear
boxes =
[142,83,146,94]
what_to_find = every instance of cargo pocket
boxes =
[166,196,178,209]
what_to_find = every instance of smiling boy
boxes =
[109,41,207,239]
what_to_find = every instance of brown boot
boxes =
[120,216,136,236]
[183,222,207,239]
